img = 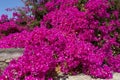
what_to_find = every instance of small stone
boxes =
[0,62,5,65]
[5,59,12,63]
[0,56,6,62]
[0,62,7,69]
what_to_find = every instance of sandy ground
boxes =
[66,73,120,80]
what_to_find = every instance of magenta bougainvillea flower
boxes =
[0,0,120,79]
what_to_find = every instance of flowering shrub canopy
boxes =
[0,0,120,79]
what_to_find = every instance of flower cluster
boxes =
[0,14,29,39]
[0,0,120,79]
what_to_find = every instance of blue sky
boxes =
[0,0,24,18]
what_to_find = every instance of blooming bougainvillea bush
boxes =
[0,0,120,79]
